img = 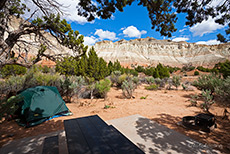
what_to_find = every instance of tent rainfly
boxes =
[15,86,72,127]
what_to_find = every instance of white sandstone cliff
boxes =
[94,37,230,67]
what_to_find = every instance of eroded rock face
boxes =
[94,37,230,67]
[3,16,73,66]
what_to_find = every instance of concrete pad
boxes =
[107,114,220,154]
[0,130,68,154]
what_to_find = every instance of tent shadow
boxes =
[0,118,64,148]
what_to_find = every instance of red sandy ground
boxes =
[0,84,230,153]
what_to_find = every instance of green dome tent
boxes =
[15,86,72,127]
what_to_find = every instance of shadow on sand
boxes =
[150,113,230,153]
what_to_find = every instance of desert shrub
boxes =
[182,63,195,72]
[0,64,27,78]
[166,78,173,90]
[40,65,51,73]
[23,71,61,90]
[194,71,199,76]
[85,77,95,99]
[132,76,140,88]
[145,84,158,90]
[193,74,222,94]
[201,90,215,112]
[121,80,135,99]
[156,63,170,79]
[135,65,145,72]
[144,67,155,76]
[140,95,148,99]
[215,77,230,101]
[0,95,24,120]
[59,77,73,102]
[197,66,211,72]
[216,60,230,78]
[60,76,86,102]
[110,71,121,86]
[70,76,86,100]
[167,66,181,73]
[154,78,161,85]
[145,77,155,84]
[0,75,26,96]
[189,94,199,107]
[117,74,127,87]
[95,78,111,99]
[172,76,181,90]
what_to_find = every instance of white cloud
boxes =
[58,0,91,24]
[22,0,92,24]
[190,17,224,36]
[179,28,186,33]
[111,15,115,20]
[94,29,118,40]
[207,0,224,7]
[196,39,221,45]
[84,36,97,46]
[122,26,147,38]
[172,37,189,42]
[189,0,226,36]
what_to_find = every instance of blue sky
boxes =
[24,0,226,46]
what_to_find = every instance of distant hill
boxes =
[7,17,230,68]
[93,37,230,67]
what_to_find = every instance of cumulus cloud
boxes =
[172,37,189,42]
[190,17,224,36]
[84,36,97,46]
[94,29,118,40]
[179,28,186,33]
[196,39,221,45]
[122,26,147,38]
[22,0,91,24]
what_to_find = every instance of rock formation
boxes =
[3,16,73,67]
[94,37,230,67]
[6,17,230,67]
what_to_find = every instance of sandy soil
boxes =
[0,84,230,153]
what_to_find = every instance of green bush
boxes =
[121,80,135,99]
[172,76,181,89]
[145,77,155,84]
[117,74,127,87]
[145,84,158,90]
[215,60,230,78]
[95,78,111,98]
[59,76,85,102]
[0,75,26,96]
[201,90,215,112]
[140,95,148,99]
[154,78,161,85]
[182,63,195,72]
[215,77,230,101]
[194,71,200,76]
[193,74,222,94]
[135,66,145,72]
[132,76,139,88]
[110,71,121,86]
[0,95,24,120]
[0,64,27,78]
[156,63,170,79]
[197,66,211,72]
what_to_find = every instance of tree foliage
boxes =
[78,0,229,41]
[214,60,230,78]
[0,64,27,78]
[0,0,87,68]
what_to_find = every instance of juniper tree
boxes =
[0,0,87,68]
